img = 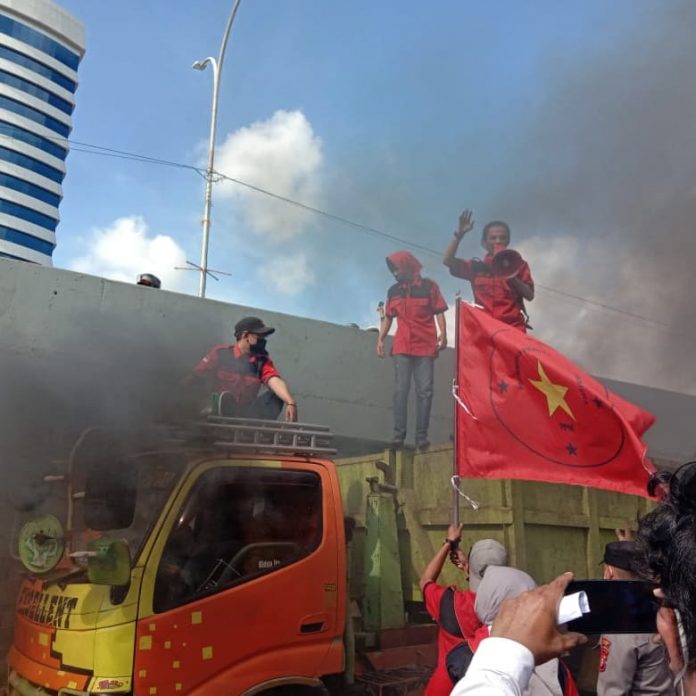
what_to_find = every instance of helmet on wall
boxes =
[136,273,162,288]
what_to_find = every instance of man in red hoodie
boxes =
[377,251,448,451]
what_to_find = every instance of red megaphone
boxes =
[491,247,524,278]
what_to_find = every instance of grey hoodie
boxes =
[474,566,563,696]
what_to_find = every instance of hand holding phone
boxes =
[564,581,658,634]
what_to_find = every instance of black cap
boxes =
[602,541,639,572]
[234,316,276,338]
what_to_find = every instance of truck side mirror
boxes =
[83,538,131,587]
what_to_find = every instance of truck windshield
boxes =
[71,449,186,570]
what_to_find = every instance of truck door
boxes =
[134,461,344,695]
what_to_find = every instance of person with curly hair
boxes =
[635,461,696,695]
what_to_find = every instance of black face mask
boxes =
[250,337,267,354]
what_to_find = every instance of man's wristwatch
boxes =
[444,538,460,548]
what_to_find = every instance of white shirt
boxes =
[451,637,534,696]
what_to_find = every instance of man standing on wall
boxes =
[443,209,534,331]
[377,251,448,451]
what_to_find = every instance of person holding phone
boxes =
[597,541,674,696]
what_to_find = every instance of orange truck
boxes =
[4,418,436,696]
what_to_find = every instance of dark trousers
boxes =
[219,390,284,420]
[392,354,434,443]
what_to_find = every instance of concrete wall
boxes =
[0,259,456,447]
[0,260,456,654]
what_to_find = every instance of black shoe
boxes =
[389,437,405,449]
[416,439,430,453]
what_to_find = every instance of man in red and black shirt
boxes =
[443,210,534,331]
[377,251,448,451]
[419,525,510,695]
[190,316,298,421]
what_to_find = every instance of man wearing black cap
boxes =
[190,316,298,421]
[597,540,674,696]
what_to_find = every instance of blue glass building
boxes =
[0,0,84,265]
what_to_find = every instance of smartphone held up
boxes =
[563,580,658,634]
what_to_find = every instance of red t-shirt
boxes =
[448,254,533,330]
[422,582,480,696]
[385,277,448,356]
[193,343,280,405]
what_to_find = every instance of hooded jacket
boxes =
[384,251,448,357]
[472,567,564,696]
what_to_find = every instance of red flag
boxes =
[455,301,655,496]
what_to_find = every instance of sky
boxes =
[55,0,696,394]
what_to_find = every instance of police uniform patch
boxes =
[599,636,612,672]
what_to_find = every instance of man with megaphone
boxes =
[443,210,534,331]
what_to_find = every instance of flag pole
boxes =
[452,297,461,527]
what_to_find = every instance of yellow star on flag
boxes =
[529,361,575,420]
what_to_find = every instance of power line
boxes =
[3,133,688,337]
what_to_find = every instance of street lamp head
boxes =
[192,58,211,71]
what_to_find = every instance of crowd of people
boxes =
[425,463,696,696]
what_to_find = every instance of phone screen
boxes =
[565,580,658,634]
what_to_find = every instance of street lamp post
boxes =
[193,0,242,298]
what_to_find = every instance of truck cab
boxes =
[7,418,346,695]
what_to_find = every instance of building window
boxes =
[0,69,73,115]
[0,172,61,207]
[153,467,323,613]
[0,224,53,255]
[0,249,36,262]
[0,94,70,137]
[0,121,67,162]
[0,198,57,230]
[0,14,80,71]
[0,45,76,93]
[0,145,64,183]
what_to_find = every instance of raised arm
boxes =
[444,209,475,268]
[419,523,463,591]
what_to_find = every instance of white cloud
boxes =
[215,110,323,241]
[257,252,316,295]
[70,216,190,292]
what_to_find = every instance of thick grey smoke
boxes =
[490,0,696,393]
[0,271,224,508]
